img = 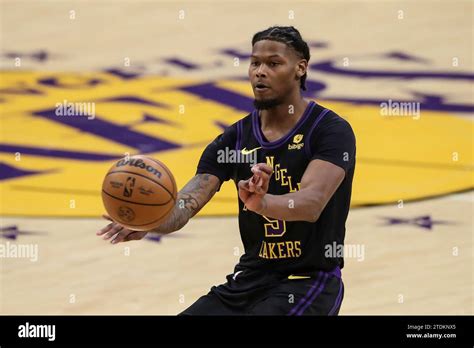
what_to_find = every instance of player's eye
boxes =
[251,61,260,67]
[269,62,280,67]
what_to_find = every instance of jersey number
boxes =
[263,215,286,237]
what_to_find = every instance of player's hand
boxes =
[96,214,148,244]
[238,163,273,213]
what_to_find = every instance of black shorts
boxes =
[179,267,344,316]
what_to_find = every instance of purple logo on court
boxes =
[379,215,454,230]
[145,233,183,243]
[0,225,45,240]
[145,234,163,243]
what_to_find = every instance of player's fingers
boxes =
[110,228,133,244]
[260,174,271,192]
[252,173,261,185]
[251,167,270,183]
[254,176,266,194]
[248,177,257,192]
[97,214,116,235]
[251,167,269,194]
[255,163,273,175]
[238,179,251,192]
[97,222,114,235]
[252,165,271,180]
[103,224,124,240]
[238,181,251,202]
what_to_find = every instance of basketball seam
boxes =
[102,189,172,206]
[146,157,177,197]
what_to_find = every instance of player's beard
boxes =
[253,97,283,110]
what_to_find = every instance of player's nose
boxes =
[255,64,267,77]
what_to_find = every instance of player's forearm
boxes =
[257,189,324,222]
[148,193,193,234]
[148,173,220,234]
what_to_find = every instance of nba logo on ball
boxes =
[123,177,135,197]
[101,155,177,231]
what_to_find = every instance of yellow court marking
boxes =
[0,73,472,216]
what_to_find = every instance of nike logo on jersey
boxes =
[232,271,243,280]
[241,147,262,155]
[288,275,311,280]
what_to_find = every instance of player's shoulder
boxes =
[209,112,252,147]
[310,102,354,136]
[231,112,253,128]
[220,112,253,135]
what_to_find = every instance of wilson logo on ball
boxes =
[116,158,162,179]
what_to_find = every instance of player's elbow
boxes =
[302,194,324,223]
[304,209,322,223]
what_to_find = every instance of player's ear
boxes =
[296,59,308,78]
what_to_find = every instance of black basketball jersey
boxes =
[196,100,356,276]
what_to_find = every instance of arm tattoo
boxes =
[179,193,199,212]
[150,174,219,234]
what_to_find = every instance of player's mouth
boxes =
[254,82,270,93]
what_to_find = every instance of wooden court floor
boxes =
[1,191,472,315]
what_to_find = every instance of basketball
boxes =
[101,155,177,231]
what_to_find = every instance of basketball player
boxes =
[97,26,356,315]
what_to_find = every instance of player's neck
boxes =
[259,97,309,134]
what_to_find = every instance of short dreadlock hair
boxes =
[252,26,310,91]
